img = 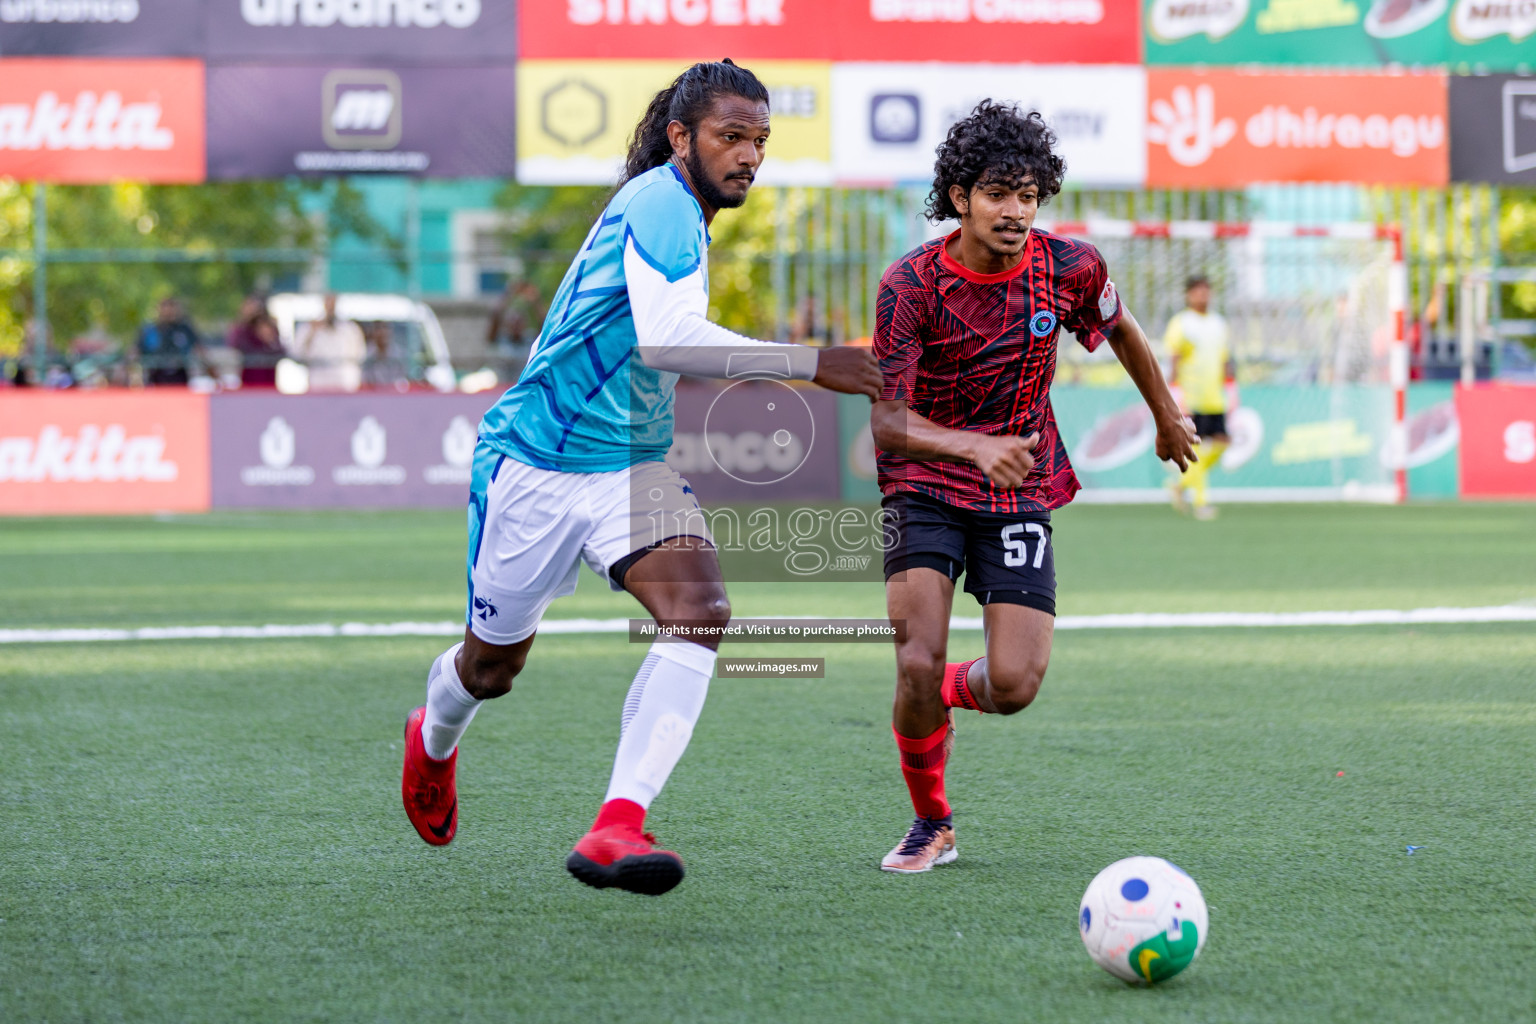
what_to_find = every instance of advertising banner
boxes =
[1053,384,1400,500]
[1449,73,1536,184]
[205,0,517,59]
[517,59,829,185]
[1146,69,1447,187]
[1456,383,1536,498]
[832,63,1146,186]
[0,57,205,182]
[209,392,497,508]
[206,63,516,178]
[1144,0,1536,69]
[0,0,203,55]
[0,391,210,515]
[521,0,1136,61]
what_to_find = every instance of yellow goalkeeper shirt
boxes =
[1164,309,1230,415]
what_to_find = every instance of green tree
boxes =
[0,178,394,362]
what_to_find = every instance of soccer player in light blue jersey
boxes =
[400,60,881,896]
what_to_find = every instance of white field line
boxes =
[2,606,1534,645]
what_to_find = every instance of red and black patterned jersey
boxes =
[873,228,1122,513]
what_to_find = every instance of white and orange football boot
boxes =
[880,816,957,874]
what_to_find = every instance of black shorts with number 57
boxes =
[880,490,1056,616]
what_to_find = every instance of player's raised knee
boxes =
[985,661,1046,715]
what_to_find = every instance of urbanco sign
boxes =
[206,0,517,59]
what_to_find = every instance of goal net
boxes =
[1041,220,1407,504]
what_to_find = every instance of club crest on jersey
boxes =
[1099,281,1119,319]
[1029,310,1058,338]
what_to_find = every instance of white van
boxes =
[266,293,458,394]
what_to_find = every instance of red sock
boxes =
[894,723,951,820]
[941,659,984,712]
[592,798,645,834]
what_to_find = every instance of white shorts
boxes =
[466,451,712,645]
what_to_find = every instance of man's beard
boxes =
[685,148,752,210]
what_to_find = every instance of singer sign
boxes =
[0,58,204,182]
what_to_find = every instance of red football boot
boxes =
[401,706,457,846]
[566,808,685,896]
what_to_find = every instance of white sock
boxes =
[421,643,480,761]
[603,639,716,810]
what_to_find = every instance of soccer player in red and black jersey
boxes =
[871,101,1198,873]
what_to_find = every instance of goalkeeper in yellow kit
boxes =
[1164,275,1234,520]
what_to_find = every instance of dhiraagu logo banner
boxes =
[1145,0,1535,69]
[1055,385,1406,501]
[517,60,831,186]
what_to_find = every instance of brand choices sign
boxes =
[517,59,830,185]
[520,0,1138,62]
[0,391,211,514]
[210,393,498,507]
[206,63,517,178]
[1146,70,1448,187]
[832,63,1146,186]
[1450,73,1536,184]
[0,57,204,182]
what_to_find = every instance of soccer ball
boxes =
[1078,856,1208,984]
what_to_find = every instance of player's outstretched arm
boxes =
[1108,307,1199,472]
[871,400,1039,490]
[624,237,878,395]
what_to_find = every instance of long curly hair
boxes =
[925,100,1066,223]
[621,59,769,185]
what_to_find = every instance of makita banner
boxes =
[0,391,210,515]
[0,57,205,182]
[519,0,1138,62]
[206,0,517,59]
[205,63,517,178]
[0,0,203,55]
[831,63,1146,186]
[1449,73,1536,184]
[210,392,498,508]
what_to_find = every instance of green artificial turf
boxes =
[2,505,1535,1022]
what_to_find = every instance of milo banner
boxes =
[1144,0,1535,68]
[1048,384,1460,501]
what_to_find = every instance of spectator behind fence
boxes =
[293,292,365,393]
[487,279,543,353]
[137,297,199,386]
[363,320,410,390]
[227,294,284,388]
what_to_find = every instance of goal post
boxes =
[1040,220,1408,504]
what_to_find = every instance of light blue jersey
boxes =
[478,163,708,472]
